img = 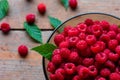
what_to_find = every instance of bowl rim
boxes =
[42,12,120,80]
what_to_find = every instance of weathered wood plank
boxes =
[1,0,120,29]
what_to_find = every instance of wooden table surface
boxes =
[0,0,120,80]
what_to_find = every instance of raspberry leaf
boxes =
[31,43,57,60]
[48,16,62,32]
[61,0,69,10]
[24,22,42,43]
[0,0,9,20]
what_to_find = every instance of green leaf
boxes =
[31,43,57,60]
[61,0,69,10]
[48,16,62,32]
[0,0,9,20]
[24,22,42,43]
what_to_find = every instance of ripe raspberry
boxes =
[69,0,78,9]
[86,35,96,45]
[78,66,89,78]
[97,77,106,80]
[50,74,57,80]
[80,47,93,57]
[100,34,110,42]
[108,52,119,62]
[54,34,65,46]
[115,67,120,74]
[105,60,115,71]
[52,49,61,56]
[37,3,46,14]
[115,45,120,56]
[76,40,88,50]
[64,63,76,75]
[60,48,70,59]
[94,20,100,25]
[72,75,80,80]
[68,28,79,37]
[59,41,69,48]
[18,45,28,57]
[85,19,94,26]
[116,33,120,42]
[95,52,107,64]
[47,62,56,73]
[69,51,79,63]
[100,68,110,77]
[64,26,72,35]
[69,36,79,47]
[88,65,98,76]
[52,54,62,65]
[100,20,110,30]
[104,49,110,56]
[108,39,118,51]
[77,23,87,33]
[83,58,94,67]
[92,24,102,37]
[79,32,86,40]
[1,22,11,33]
[109,24,118,33]
[26,14,35,24]
[86,26,92,34]
[55,68,65,76]
[109,72,120,80]
[107,31,116,39]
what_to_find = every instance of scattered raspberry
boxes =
[1,22,11,33]
[37,3,46,14]
[18,45,28,57]
[69,0,78,9]
[26,14,35,24]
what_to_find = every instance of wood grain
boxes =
[1,0,120,29]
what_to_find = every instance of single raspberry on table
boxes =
[69,0,78,9]
[18,45,28,57]
[1,22,11,33]
[26,14,35,24]
[37,3,46,14]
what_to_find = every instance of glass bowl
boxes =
[43,13,120,80]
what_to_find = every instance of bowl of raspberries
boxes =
[43,13,120,80]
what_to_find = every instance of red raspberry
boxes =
[100,34,110,42]
[69,51,79,63]
[100,20,110,30]
[50,74,57,80]
[52,49,61,56]
[59,41,69,48]
[94,20,100,25]
[77,23,87,33]
[54,34,65,46]
[18,45,28,57]
[100,68,110,77]
[83,58,94,67]
[116,33,120,42]
[86,35,96,45]
[115,67,120,74]
[72,75,80,80]
[109,72,120,80]
[104,49,110,56]
[80,47,93,57]
[86,26,92,34]
[108,39,118,51]
[97,77,106,80]
[108,52,119,62]
[110,24,118,33]
[92,24,102,37]
[78,66,89,78]
[52,54,62,65]
[64,63,76,75]
[60,48,70,59]
[55,72,64,80]
[85,19,94,26]
[55,68,65,76]
[107,31,116,39]
[47,62,56,73]
[64,26,72,35]
[105,60,115,71]
[115,45,120,56]
[69,36,79,47]
[37,3,46,14]
[79,32,86,40]
[69,0,78,9]
[88,65,98,77]
[68,28,79,37]
[1,22,11,33]
[26,14,35,24]
[95,52,107,64]
[76,40,88,50]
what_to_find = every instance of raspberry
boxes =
[95,52,107,64]
[97,77,106,80]
[104,49,110,56]
[92,24,102,37]
[109,24,118,33]
[54,34,65,46]
[69,51,79,63]
[69,36,79,47]
[108,39,118,51]
[105,60,115,71]
[64,26,72,35]
[55,68,65,76]
[64,63,76,75]
[109,72,120,80]
[26,14,35,24]
[100,34,110,42]
[115,45,120,56]
[116,33,120,42]
[47,62,56,73]
[37,3,46,14]
[59,41,69,48]
[60,48,70,59]
[18,45,28,57]
[1,22,11,33]
[78,66,89,78]
[68,28,79,37]
[100,20,110,30]
[80,47,93,57]
[79,32,86,40]
[86,35,96,45]
[107,31,116,39]
[50,74,57,80]
[69,0,78,9]
[52,49,61,56]
[83,58,94,67]
[86,26,92,34]
[115,67,120,74]
[85,19,94,26]
[55,72,64,80]
[100,68,110,77]
[88,65,98,76]
[94,20,100,25]
[72,75,80,80]
[52,54,62,65]
[108,52,119,62]
[76,40,88,50]
[77,23,87,33]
